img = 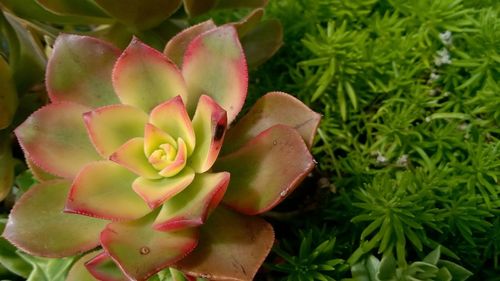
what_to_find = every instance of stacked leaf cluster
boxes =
[250,0,500,280]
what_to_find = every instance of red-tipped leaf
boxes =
[182,26,247,123]
[113,37,188,112]
[15,102,101,179]
[3,180,107,257]
[214,125,315,215]
[153,172,229,231]
[47,34,120,108]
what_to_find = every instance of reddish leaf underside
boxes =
[175,207,274,281]
[3,180,107,257]
[214,124,315,215]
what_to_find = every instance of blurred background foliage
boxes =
[1,0,500,280]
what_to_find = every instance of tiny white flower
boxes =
[376,151,387,164]
[435,48,452,66]
[439,31,453,46]
[425,116,431,122]
[430,72,440,81]
[397,154,409,166]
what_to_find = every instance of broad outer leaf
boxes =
[84,104,149,158]
[153,172,229,231]
[3,180,107,257]
[214,125,315,215]
[189,95,227,173]
[182,26,247,123]
[94,0,181,30]
[0,56,17,129]
[47,34,121,108]
[66,160,150,221]
[164,20,216,66]
[175,207,274,281]
[222,92,321,155]
[241,19,283,68]
[113,37,188,112]
[15,102,101,179]
[101,212,198,281]
[86,252,129,281]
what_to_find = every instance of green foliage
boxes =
[254,0,500,279]
[267,228,349,281]
[348,247,472,281]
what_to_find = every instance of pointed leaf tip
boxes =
[182,26,247,123]
[153,172,229,231]
[189,95,227,173]
[113,37,188,112]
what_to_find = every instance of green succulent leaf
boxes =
[0,138,14,202]
[113,37,188,113]
[0,56,17,129]
[164,20,217,67]
[94,0,181,30]
[182,26,247,123]
[3,180,107,257]
[66,160,150,221]
[35,0,108,18]
[66,252,102,281]
[241,19,283,68]
[15,102,101,178]
[46,34,121,108]
[189,95,227,173]
[153,172,229,231]
[84,104,149,158]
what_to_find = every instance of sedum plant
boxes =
[2,23,320,281]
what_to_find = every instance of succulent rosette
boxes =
[4,21,320,281]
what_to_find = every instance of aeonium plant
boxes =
[4,22,320,281]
